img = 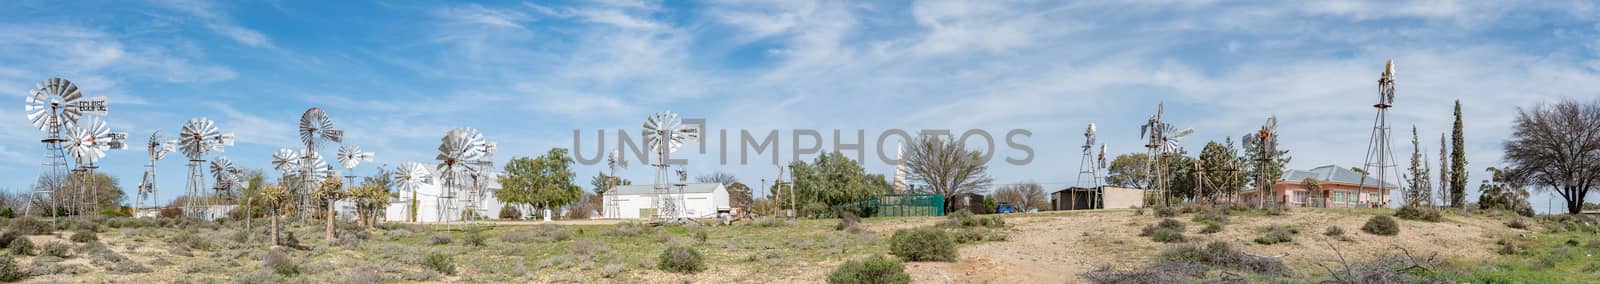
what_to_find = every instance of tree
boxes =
[1450,100,1468,208]
[498,148,582,220]
[786,152,888,210]
[1438,133,1450,207]
[1505,99,1600,214]
[1104,153,1150,189]
[1163,149,1197,202]
[314,178,345,241]
[260,184,290,246]
[726,182,753,210]
[353,168,394,227]
[904,137,993,212]
[1302,177,1322,207]
[1197,139,1248,203]
[993,182,1048,212]
[696,172,739,187]
[56,172,125,215]
[1479,167,1532,216]
[1243,133,1292,207]
[238,169,266,242]
[1406,126,1431,207]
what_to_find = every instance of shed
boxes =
[1051,186,1143,210]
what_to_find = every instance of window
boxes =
[1292,191,1307,204]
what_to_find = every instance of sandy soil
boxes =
[900,208,1518,283]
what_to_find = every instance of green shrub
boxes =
[40,241,70,258]
[0,231,16,249]
[888,228,957,262]
[1506,217,1529,230]
[692,228,709,244]
[9,217,51,235]
[498,206,522,220]
[1324,225,1345,237]
[1254,225,1297,245]
[657,246,706,273]
[944,210,978,227]
[1198,221,1223,234]
[427,233,452,245]
[422,252,455,275]
[827,255,911,284]
[1155,207,1179,217]
[1150,228,1186,243]
[263,249,298,276]
[70,231,98,243]
[0,254,19,281]
[1362,215,1400,236]
[8,237,33,256]
[99,209,131,218]
[0,208,11,219]
[1395,206,1441,222]
[1192,209,1228,224]
[1140,219,1186,237]
[461,230,486,247]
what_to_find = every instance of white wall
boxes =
[606,188,730,219]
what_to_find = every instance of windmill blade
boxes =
[300,108,341,148]
[1170,128,1195,139]
[609,149,629,169]
[27,78,86,132]
[210,156,235,186]
[272,148,300,174]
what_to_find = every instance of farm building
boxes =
[1235,165,1395,208]
[603,183,730,219]
[1050,186,1144,210]
[949,192,986,213]
[382,172,512,222]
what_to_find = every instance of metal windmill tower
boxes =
[435,128,485,223]
[1075,123,1103,209]
[298,108,342,218]
[605,149,628,218]
[1360,59,1406,208]
[394,162,432,222]
[139,131,176,215]
[63,117,127,213]
[465,141,495,222]
[642,111,699,221]
[25,78,107,217]
[270,148,301,211]
[1255,116,1280,208]
[179,117,234,219]
[1140,102,1194,207]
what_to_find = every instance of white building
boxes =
[603,183,729,219]
[383,172,509,223]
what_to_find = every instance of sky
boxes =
[1,0,1598,213]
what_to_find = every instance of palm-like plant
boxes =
[315,178,345,241]
[261,184,290,246]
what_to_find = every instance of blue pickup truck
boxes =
[996,203,1017,214]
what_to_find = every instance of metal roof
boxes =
[610,182,724,195]
[1282,165,1396,188]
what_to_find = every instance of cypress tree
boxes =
[1449,100,1467,208]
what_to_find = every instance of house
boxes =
[1051,186,1144,210]
[603,183,729,219]
[1236,165,1395,208]
[384,171,510,223]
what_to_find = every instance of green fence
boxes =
[853,194,945,217]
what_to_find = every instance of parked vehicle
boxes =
[997,203,1017,214]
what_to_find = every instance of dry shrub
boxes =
[262,249,298,276]
[887,228,956,262]
[1362,215,1400,236]
[427,233,452,245]
[827,254,911,284]
[1506,217,1530,230]
[656,246,705,273]
[1082,262,1208,284]
[609,222,647,237]
[1395,206,1442,222]
[1254,225,1298,245]
[1160,241,1289,277]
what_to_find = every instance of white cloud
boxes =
[148,0,274,47]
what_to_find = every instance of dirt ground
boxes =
[897,208,1517,283]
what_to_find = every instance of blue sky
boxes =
[2,0,1598,213]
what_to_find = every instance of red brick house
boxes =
[1236,165,1395,208]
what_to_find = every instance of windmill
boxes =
[337,144,375,186]
[1140,102,1194,207]
[642,111,699,221]
[1254,115,1281,208]
[604,149,628,218]
[138,131,176,216]
[1359,59,1406,209]
[25,77,107,217]
[465,141,495,222]
[64,117,127,213]
[395,162,433,222]
[180,117,234,219]
[1073,123,1102,210]
[435,128,485,223]
[298,108,342,218]
[210,156,240,197]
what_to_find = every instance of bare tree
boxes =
[993,182,1048,212]
[904,137,994,211]
[696,171,740,186]
[1504,99,1600,214]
